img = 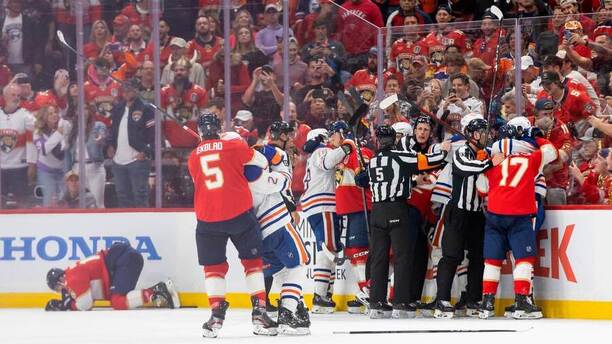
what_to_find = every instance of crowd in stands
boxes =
[0,0,610,209]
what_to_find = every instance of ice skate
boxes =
[266,300,278,319]
[251,297,278,336]
[202,301,229,338]
[479,294,496,319]
[368,301,392,319]
[311,293,335,314]
[433,300,454,319]
[454,292,479,318]
[391,303,416,319]
[512,294,543,320]
[418,299,436,317]
[296,301,311,328]
[278,306,310,335]
[504,303,516,318]
[347,299,365,314]
[151,280,180,309]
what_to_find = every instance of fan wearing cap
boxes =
[186,16,223,69]
[345,47,378,104]
[559,0,596,36]
[532,98,574,205]
[107,78,155,208]
[58,171,97,209]
[111,14,130,45]
[471,9,503,66]
[82,58,121,127]
[539,70,597,128]
[11,73,37,113]
[120,0,154,31]
[161,37,205,87]
[255,3,294,56]
[560,20,593,63]
[160,56,209,148]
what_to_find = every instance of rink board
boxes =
[1,207,611,319]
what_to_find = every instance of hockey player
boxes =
[476,135,558,319]
[335,126,374,314]
[45,242,179,311]
[433,117,505,319]
[300,121,354,314]
[245,137,310,335]
[187,113,277,338]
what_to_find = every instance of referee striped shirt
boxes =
[369,148,447,203]
[450,144,493,211]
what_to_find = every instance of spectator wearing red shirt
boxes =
[345,48,378,104]
[207,49,251,112]
[559,0,596,37]
[125,24,153,63]
[569,148,611,204]
[84,20,112,61]
[335,0,384,73]
[120,0,155,32]
[84,58,121,127]
[540,71,596,132]
[533,98,574,205]
[186,16,224,71]
[111,14,130,44]
[386,0,432,27]
[472,10,503,67]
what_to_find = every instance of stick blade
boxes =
[490,5,504,20]
[56,30,66,45]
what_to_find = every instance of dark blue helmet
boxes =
[269,121,294,139]
[465,118,488,134]
[46,268,65,290]
[375,125,396,150]
[198,112,221,139]
[328,120,350,136]
[498,124,518,139]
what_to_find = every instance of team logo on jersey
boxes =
[584,103,594,114]
[191,93,198,103]
[0,131,17,153]
[131,110,143,122]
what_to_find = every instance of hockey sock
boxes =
[327,269,336,297]
[482,259,503,295]
[204,261,229,308]
[345,247,368,291]
[514,257,536,295]
[279,265,305,313]
[314,249,333,297]
[241,258,266,306]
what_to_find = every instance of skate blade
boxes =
[504,311,514,318]
[253,325,278,336]
[454,309,466,317]
[368,310,392,319]
[278,324,310,336]
[512,310,543,320]
[419,309,434,317]
[311,305,335,314]
[433,310,454,319]
[202,328,219,338]
[165,279,181,309]
[466,309,480,318]
[347,306,365,314]
[479,310,495,319]
[391,310,416,319]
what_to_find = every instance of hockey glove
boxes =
[355,171,370,188]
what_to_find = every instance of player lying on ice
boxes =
[45,242,180,311]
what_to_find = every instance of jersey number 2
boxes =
[200,154,224,190]
[499,157,529,187]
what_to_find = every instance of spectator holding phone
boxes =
[242,65,283,135]
[84,20,113,61]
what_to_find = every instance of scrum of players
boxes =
[44,106,558,337]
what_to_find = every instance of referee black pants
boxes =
[369,201,420,305]
[435,204,485,303]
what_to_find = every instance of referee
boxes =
[365,125,450,319]
[433,118,504,319]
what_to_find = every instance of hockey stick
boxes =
[483,5,505,144]
[333,327,533,335]
[56,30,201,141]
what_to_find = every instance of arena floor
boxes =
[2,308,611,343]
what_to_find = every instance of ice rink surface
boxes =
[2,308,612,344]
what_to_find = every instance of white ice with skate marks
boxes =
[2,309,612,344]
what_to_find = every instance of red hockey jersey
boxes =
[64,250,111,311]
[336,144,373,215]
[188,138,258,222]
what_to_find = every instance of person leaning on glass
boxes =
[33,105,72,207]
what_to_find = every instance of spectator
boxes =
[1,0,43,75]
[139,60,156,103]
[346,47,378,104]
[472,9,503,67]
[301,87,331,129]
[161,37,205,87]
[232,26,269,75]
[437,73,485,118]
[126,24,153,63]
[300,19,346,69]
[242,65,283,135]
[386,0,432,27]
[467,57,493,101]
[121,0,154,32]
[255,2,294,57]
[232,109,258,146]
[160,57,208,148]
[0,83,36,207]
[417,78,443,114]
[33,105,72,207]
[569,148,610,204]
[112,14,131,44]
[552,50,600,112]
[533,98,574,205]
[13,73,37,112]
[84,20,113,61]
[207,49,251,112]
[186,16,224,70]
[52,0,102,65]
[335,0,384,73]
[273,37,307,91]
[540,71,596,132]
[158,19,174,68]
[84,58,121,127]
[230,9,254,48]
[559,0,595,36]
[35,69,70,117]
[107,78,154,208]
[439,52,480,98]
[58,171,97,208]
[68,105,107,208]
[293,56,335,105]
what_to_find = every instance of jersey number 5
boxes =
[200,154,224,190]
[499,156,529,187]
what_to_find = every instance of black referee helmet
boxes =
[465,118,488,135]
[376,125,396,150]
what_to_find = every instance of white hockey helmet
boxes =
[507,116,532,132]
[220,131,242,141]
[306,128,329,142]
[392,121,413,137]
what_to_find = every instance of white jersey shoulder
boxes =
[300,145,347,217]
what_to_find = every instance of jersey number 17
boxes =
[499,156,529,188]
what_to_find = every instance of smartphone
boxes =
[564,30,572,41]
[107,42,122,52]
